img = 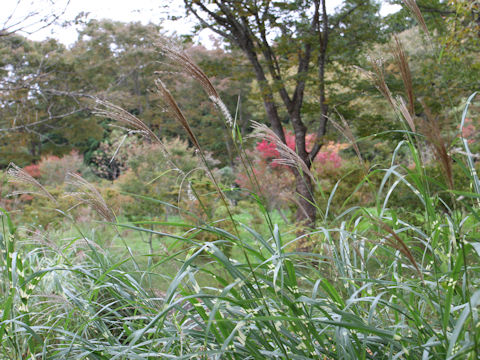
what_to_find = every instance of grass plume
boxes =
[158,44,233,126]
[7,162,57,203]
[360,58,395,109]
[154,79,201,150]
[419,99,454,189]
[65,172,115,223]
[249,121,315,182]
[394,95,416,132]
[93,99,160,143]
[402,0,430,37]
[374,219,423,280]
[392,35,415,117]
[329,112,364,165]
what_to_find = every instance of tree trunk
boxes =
[293,168,316,228]
[288,109,317,227]
[242,45,286,143]
[215,14,316,226]
[245,53,317,227]
[309,0,329,162]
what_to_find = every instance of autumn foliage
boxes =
[236,131,346,210]
[255,131,343,170]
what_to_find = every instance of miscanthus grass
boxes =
[1,51,479,360]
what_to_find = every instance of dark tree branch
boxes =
[329,2,365,31]
[310,0,329,161]
[417,5,456,16]
[182,0,338,226]
[185,0,287,143]
[0,107,87,133]
[1,0,71,37]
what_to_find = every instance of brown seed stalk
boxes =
[93,99,160,143]
[330,112,364,165]
[158,44,233,126]
[155,79,201,150]
[65,172,115,223]
[249,121,315,182]
[394,96,416,133]
[402,0,430,37]
[7,163,57,203]
[418,100,454,189]
[392,35,415,117]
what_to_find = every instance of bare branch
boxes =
[1,0,71,37]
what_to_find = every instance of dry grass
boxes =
[374,219,423,281]
[364,36,453,189]
[329,112,364,165]
[158,44,233,126]
[154,77,232,220]
[359,58,395,109]
[248,121,315,182]
[394,96,416,132]
[402,0,430,37]
[93,98,183,173]
[7,162,57,203]
[418,100,454,189]
[154,79,200,150]
[391,35,415,117]
[65,172,115,223]
[93,99,160,143]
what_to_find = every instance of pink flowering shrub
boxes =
[255,131,344,172]
[256,139,279,159]
[38,150,89,186]
[236,131,347,211]
[312,141,346,174]
[315,149,342,168]
[23,163,41,178]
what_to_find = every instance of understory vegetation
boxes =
[1,0,480,359]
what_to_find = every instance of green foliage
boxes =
[1,20,248,169]
[19,186,70,229]
[0,172,15,212]
[159,45,256,165]
[0,34,104,166]
[114,137,220,222]
[444,0,480,53]
[38,150,93,186]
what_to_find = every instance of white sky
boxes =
[2,0,401,47]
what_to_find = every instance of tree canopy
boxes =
[184,0,383,225]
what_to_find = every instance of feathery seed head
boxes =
[391,35,415,116]
[158,44,233,127]
[154,79,201,150]
[249,121,315,182]
[93,99,160,143]
[402,0,430,37]
[7,163,57,203]
[65,172,115,223]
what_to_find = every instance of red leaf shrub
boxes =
[23,163,41,178]
[256,139,279,159]
[236,131,348,212]
[255,131,345,172]
[38,150,89,186]
[235,149,295,211]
